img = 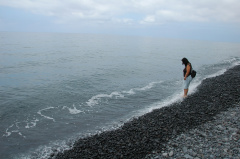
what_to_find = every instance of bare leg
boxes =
[183,89,188,97]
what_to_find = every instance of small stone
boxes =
[171,143,178,147]
[184,154,193,159]
[186,137,192,140]
[162,152,168,157]
[183,147,188,153]
[199,132,207,137]
[223,138,228,141]
[217,125,224,130]
[169,151,174,157]
[190,151,197,157]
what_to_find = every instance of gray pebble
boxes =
[184,154,193,159]
[169,151,173,157]
[162,152,168,157]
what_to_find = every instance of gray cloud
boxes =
[1,0,240,25]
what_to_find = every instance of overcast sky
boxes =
[0,0,240,42]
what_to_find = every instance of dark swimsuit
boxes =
[183,63,192,77]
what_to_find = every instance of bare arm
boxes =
[184,64,191,80]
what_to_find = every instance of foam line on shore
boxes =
[133,66,232,119]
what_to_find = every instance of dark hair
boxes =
[181,57,190,67]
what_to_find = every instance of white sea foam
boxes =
[231,58,240,66]
[123,81,163,94]
[37,107,56,122]
[86,81,163,106]
[224,57,239,64]
[137,81,162,91]
[3,108,54,138]
[205,69,227,79]
[25,118,39,129]
[3,124,14,137]
[3,122,26,138]
[141,91,184,116]
[86,91,125,106]
[122,89,135,95]
[63,104,84,114]
[17,139,74,159]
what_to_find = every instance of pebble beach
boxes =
[146,104,240,159]
[53,65,240,159]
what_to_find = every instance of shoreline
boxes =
[53,65,240,159]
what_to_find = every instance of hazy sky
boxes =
[0,0,240,42]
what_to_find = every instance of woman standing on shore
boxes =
[182,57,193,97]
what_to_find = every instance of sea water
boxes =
[0,32,240,159]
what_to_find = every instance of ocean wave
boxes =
[205,69,227,79]
[86,81,163,107]
[86,91,125,107]
[223,57,240,65]
[123,81,163,94]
